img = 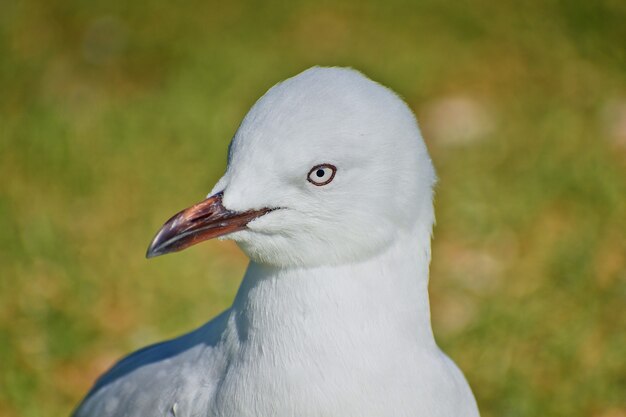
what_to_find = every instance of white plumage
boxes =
[74,66,480,417]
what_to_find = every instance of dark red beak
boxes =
[146,192,272,258]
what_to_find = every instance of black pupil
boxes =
[316,169,325,178]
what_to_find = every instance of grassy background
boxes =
[1,0,625,416]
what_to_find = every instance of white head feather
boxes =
[210,67,436,267]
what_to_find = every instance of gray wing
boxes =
[73,310,230,417]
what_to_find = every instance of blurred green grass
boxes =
[1,0,625,416]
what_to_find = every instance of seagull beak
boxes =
[146,192,272,259]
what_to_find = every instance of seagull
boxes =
[74,67,480,417]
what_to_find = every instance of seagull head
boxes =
[146,67,436,267]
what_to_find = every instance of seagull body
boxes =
[74,67,480,417]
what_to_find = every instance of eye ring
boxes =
[307,164,337,186]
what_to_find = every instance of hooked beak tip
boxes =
[145,246,162,259]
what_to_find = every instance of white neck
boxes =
[228,221,436,357]
[209,221,447,416]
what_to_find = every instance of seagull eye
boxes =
[307,164,337,186]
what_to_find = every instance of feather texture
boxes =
[74,66,479,417]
